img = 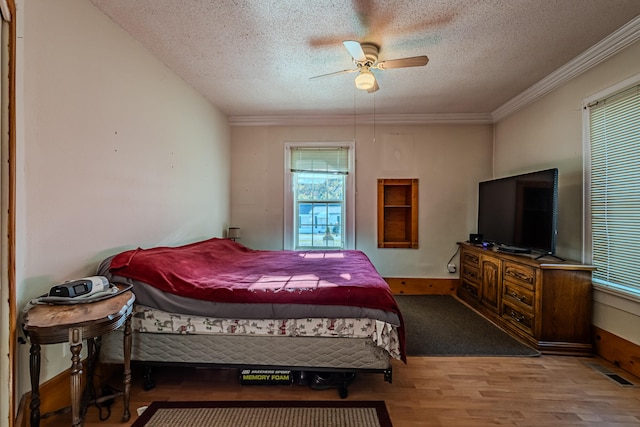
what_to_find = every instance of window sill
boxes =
[592,283,640,316]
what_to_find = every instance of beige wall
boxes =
[230,123,493,278]
[15,0,231,396]
[494,41,640,345]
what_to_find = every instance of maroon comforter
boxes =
[109,238,405,360]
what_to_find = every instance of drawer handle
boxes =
[508,269,531,283]
[464,254,478,264]
[463,283,477,294]
[464,269,478,279]
[510,291,526,303]
[509,310,525,323]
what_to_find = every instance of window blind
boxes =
[290,147,349,174]
[589,84,640,295]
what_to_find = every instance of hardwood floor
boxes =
[43,355,640,427]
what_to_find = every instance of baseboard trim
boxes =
[593,326,640,380]
[16,366,75,427]
[385,277,458,295]
[16,362,118,427]
[15,394,26,427]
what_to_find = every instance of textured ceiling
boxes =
[89,0,640,120]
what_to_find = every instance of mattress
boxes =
[100,330,391,370]
[130,305,401,360]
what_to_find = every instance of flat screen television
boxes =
[477,168,558,255]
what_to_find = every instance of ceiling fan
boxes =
[311,40,429,93]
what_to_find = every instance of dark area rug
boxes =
[132,400,393,427]
[396,295,540,356]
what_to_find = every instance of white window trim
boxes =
[284,141,356,250]
[582,71,640,312]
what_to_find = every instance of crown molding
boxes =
[228,113,493,127]
[229,16,640,127]
[492,15,640,122]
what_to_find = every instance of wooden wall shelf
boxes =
[377,178,418,249]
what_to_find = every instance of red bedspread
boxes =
[109,238,405,360]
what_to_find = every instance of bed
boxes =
[97,238,405,397]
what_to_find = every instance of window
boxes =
[584,75,640,300]
[284,142,355,250]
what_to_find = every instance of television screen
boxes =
[477,168,558,254]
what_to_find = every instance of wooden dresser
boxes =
[457,242,595,355]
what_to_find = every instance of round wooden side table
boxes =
[23,290,135,427]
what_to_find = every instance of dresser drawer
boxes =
[503,261,536,291]
[503,281,534,313]
[461,250,480,268]
[461,263,480,285]
[459,280,479,299]
[502,303,534,336]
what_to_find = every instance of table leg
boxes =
[122,314,132,422]
[81,338,97,417]
[69,328,83,427]
[29,343,41,427]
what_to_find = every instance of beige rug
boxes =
[132,401,393,427]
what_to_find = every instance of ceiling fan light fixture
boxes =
[355,70,376,90]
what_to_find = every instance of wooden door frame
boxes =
[1,0,17,426]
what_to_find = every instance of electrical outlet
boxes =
[447,263,457,273]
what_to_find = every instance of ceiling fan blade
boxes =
[343,40,367,62]
[376,55,429,70]
[309,68,358,80]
